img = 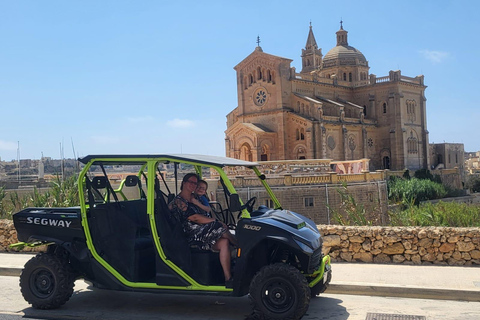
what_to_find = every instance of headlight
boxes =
[293,238,313,253]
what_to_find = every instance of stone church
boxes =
[225,23,429,171]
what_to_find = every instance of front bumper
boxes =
[308,255,332,288]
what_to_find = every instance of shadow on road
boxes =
[21,285,349,320]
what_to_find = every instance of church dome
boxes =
[322,23,368,69]
[323,45,367,65]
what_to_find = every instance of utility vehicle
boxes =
[12,154,331,320]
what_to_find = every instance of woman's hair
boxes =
[180,173,199,190]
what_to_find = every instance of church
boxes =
[225,23,429,171]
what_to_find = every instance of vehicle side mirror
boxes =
[229,194,242,212]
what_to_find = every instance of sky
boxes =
[1,0,479,162]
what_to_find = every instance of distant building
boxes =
[465,151,480,174]
[430,143,464,170]
[225,22,429,171]
[430,143,465,184]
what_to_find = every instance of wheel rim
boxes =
[260,277,296,314]
[30,268,55,298]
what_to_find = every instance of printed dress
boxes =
[170,195,227,251]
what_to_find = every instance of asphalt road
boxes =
[1,276,480,320]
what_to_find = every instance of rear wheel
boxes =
[20,253,75,309]
[249,263,310,320]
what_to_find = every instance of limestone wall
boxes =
[0,220,44,253]
[319,225,480,266]
[1,219,479,266]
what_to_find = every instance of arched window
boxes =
[249,74,254,85]
[240,143,253,162]
[257,67,262,80]
[407,132,418,154]
[296,147,306,160]
[300,128,305,140]
[349,72,352,82]
[267,70,272,82]
[383,156,390,169]
[271,71,275,84]
[363,105,367,117]
[383,102,387,114]
[343,73,347,81]
[261,144,269,161]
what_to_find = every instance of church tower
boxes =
[301,24,322,74]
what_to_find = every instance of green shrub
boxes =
[0,175,79,220]
[331,183,379,226]
[389,201,480,227]
[466,175,480,193]
[388,177,446,205]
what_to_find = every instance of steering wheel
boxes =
[238,197,257,218]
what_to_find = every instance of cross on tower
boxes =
[256,35,261,47]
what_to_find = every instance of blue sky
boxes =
[1,0,478,161]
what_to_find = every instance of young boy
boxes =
[192,179,211,217]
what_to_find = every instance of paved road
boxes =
[1,276,480,320]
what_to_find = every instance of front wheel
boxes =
[20,253,75,309]
[249,263,310,320]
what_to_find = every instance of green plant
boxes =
[30,187,51,208]
[331,182,378,226]
[388,177,447,206]
[466,175,480,193]
[50,175,79,207]
[0,174,80,220]
[0,186,11,219]
[388,201,480,227]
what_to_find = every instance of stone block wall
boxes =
[1,219,479,267]
[319,225,480,266]
[0,220,44,253]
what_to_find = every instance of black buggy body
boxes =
[12,154,331,320]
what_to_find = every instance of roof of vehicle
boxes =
[78,154,259,167]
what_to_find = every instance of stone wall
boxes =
[1,219,479,267]
[319,225,480,266]
[0,220,44,253]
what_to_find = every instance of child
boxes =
[192,179,212,217]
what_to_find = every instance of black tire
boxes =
[20,253,75,309]
[310,268,332,298]
[249,263,310,320]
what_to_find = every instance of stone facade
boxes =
[319,225,480,266]
[2,219,478,267]
[225,23,429,171]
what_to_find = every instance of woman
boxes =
[169,173,237,284]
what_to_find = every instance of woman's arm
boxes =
[187,213,215,224]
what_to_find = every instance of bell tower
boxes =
[301,23,322,74]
